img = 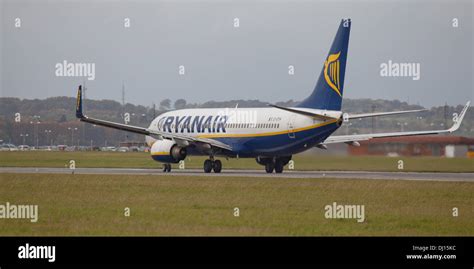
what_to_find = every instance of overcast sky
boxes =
[1,0,473,108]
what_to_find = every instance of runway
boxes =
[0,167,473,182]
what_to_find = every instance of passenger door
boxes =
[287,115,296,139]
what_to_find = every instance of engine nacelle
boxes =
[150,139,187,163]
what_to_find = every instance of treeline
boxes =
[0,96,472,147]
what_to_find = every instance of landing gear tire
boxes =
[163,164,171,173]
[265,162,274,173]
[274,162,284,173]
[213,160,222,173]
[204,159,213,173]
[257,156,290,174]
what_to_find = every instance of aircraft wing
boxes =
[150,131,233,151]
[323,101,470,145]
[74,86,232,151]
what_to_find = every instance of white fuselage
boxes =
[146,107,342,157]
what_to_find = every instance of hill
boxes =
[0,97,472,147]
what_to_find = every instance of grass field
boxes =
[0,173,472,236]
[0,151,473,172]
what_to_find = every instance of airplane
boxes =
[74,18,470,173]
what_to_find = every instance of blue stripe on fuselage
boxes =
[191,122,340,157]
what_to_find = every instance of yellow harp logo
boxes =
[324,52,342,97]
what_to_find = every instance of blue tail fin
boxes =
[297,19,351,111]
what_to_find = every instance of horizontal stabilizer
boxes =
[323,101,470,145]
[269,104,339,121]
[346,108,427,120]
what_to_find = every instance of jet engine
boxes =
[150,139,187,163]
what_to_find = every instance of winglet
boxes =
[76,85,85,119]
[448,101,470,132]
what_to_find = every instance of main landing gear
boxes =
[264,160,284,173]
[257,156,291,174]
[162,158,222,173]
[163,163,172,173]
[264,161,284,173]
[203,158,222,173]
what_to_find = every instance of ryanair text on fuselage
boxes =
[157,115,229,133]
